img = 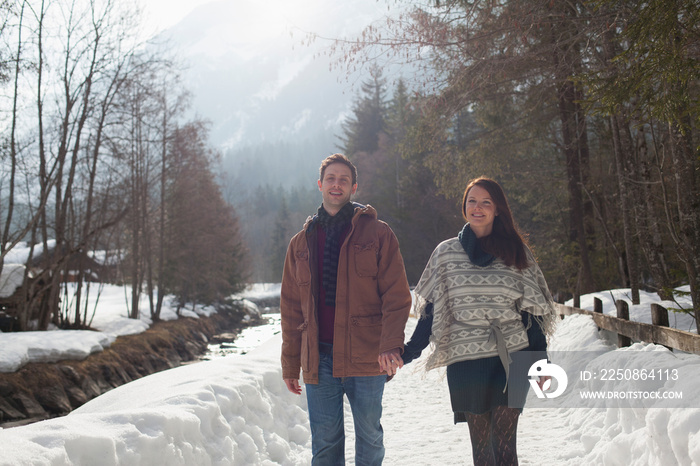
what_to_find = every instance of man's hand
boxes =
[284,378,302,395]
[378,348,403,377]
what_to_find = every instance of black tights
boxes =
[464,406,520,466]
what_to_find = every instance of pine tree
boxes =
[339,64,388,156]
[164,123,248,308]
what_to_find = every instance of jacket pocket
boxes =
[349,313,382,363]
[294,250,311,285]
[353,241,378,277]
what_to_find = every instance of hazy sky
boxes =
[134,0,398,149]
[140,0,341,35]
[140,0,217,34]
[139,0,388,42]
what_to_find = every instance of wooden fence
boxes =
[554,299,700,355]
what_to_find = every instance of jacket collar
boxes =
[303,202,376,233]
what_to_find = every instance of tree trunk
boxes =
[557,78,595,294]
[610,113,641,304]
[635,124,673,300]
[550,5,595,295]
[155,91,169,321]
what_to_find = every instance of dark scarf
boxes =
[317,202,355,306]
[458,223,495,267]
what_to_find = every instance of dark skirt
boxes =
[447,350,539,423]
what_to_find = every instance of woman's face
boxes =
[464,185,498,237]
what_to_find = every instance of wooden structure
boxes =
[555,300,700,355]
[0,273,49,332]
[29,247,114,283]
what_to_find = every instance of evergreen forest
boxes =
[237,0,700,330]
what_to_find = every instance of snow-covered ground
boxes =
[0,284,698,465]
[0,283,213,373]
[0,282,275,373]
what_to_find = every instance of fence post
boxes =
[651,303,670,327]
[616,300,632,347]
[651,303,672,351]
[593,297,603,314]
[573,294,580,309]
[592,297,603,329]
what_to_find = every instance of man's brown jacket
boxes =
[280,203,411,384]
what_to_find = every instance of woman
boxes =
[399,177,557,465]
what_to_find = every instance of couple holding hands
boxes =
[281,154,556,465]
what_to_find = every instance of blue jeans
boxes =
[306,351,386,466]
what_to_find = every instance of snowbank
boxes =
[0,284,220,372]
[0,335,312,465]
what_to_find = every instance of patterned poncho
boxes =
[413,237,556,375]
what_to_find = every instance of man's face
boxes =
[318,163,357,215]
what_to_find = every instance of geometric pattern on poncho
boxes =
[413,238,556,371]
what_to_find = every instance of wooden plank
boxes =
[554,303,700,354]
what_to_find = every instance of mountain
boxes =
[159,0,389,152]
[155,0,404,281]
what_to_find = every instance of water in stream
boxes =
[201,312,281,360]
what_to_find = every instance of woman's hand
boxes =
[378,349,404,376]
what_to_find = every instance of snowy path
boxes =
[382,364,472,465]
[339,313,700,466]
[351,354,582,465]
[343,319,582,466]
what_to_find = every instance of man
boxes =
[280,153,412,465]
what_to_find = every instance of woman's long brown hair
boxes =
[462,177,529,270]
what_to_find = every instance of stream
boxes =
[200,312,281,361]
[200,284,282,360]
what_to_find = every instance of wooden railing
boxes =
[554,298,700,355]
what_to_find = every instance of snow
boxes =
[0,283,213,373]
[2,240,56,265]
[0,285,698,465]
[234,282,282,303]
[0,264,28,298]
[87,250,123,267]
[1,330,111,372]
